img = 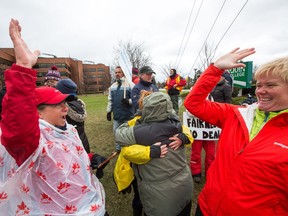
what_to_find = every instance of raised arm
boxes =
[1,19,41,166]
[9,19,40,68]
[184,48,255,126]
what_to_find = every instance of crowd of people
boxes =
[0,18,287,216]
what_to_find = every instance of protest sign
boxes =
[183,111,221,140]
[118,49,133,86]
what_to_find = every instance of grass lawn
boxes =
[79,94,205,216]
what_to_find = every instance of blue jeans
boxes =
[113,119,126,151]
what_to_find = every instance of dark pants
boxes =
[178,200,192,216]
[195,204,204,216]
[169,94,179,114]
[132,178,143,216]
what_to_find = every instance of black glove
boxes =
[150,145,161,158]
[96,168,104,179]
[90,154,108,179]
[120,184,132,195]
[106,112,112,121]
[90,153,107,169]
[121,98,130,106]
[177,133,190,145]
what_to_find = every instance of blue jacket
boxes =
[107,77,134,121]
[131,79,159,110]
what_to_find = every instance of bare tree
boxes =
[159,62,188,81]
[112,40,152,70]
[160,62,174,78]
[197,42,217,71]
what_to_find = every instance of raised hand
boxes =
[214,48,256,70]
[9,18,40,68]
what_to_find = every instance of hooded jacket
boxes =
[115,92,193,216]
[184,64,288,216]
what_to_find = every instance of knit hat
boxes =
[36,87,75,106]
[45,66,61,81]
[139,66,156,74]
[132,67,139,75]
[56,79,78,95]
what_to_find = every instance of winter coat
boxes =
[0,64,105,215]
[165,74,186,95]
[116,92,193,216]
[66,99,90,153]
[107,77,134,121]
[113,116,193,193]
[211,78,232,103]
[131,78,159,110]
[184,64,288,216]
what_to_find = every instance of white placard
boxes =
[118,49,133,86]
[183,111,221,140]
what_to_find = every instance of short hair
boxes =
[255,57,288,82]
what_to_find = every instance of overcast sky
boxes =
[1,0,288,81]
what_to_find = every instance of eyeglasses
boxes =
[38,101,67,111]
[50,101,67,108]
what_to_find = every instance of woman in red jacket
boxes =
[0,19,107,215]
[184,48,288,215]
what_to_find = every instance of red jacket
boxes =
[165,74,186,94]
[0,64,105,215]
[1,64,39,166]
[184,64,288,216]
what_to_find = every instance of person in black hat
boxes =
[131,66,159,111]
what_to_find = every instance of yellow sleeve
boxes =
[124,116,151,164]
[113,151,134,192]
[127,116,141,126]
[182,125,194,146]
[122,145,151,164]
[113,144,151,192]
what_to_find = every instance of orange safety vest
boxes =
[165,75,183,91]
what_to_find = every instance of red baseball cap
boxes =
[36,86,75,106]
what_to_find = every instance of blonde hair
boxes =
[138,90,153,110]
[255,57,288,82]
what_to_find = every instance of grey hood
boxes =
[141,92,173,123]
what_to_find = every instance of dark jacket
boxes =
[211,78,232,103]
[131,78,159,110]
[66,99,90,153]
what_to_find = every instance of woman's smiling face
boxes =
[256,74,288,112]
